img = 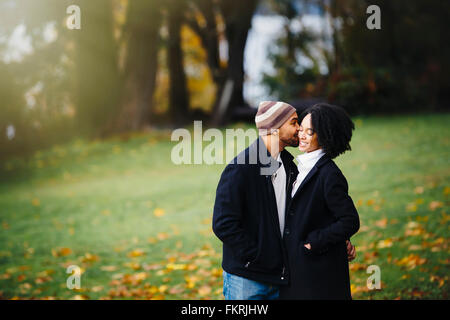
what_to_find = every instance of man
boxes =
[212,101,356,300]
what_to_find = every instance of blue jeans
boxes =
[222,270,279,300]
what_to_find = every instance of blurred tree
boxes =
[0,0,75,159]
[181,25,216,115]
[326,0,450,113]
[187,0,259,125]
[112,0,162,132]
[262,0,324,102]
[166,0,190,126]
[262,0,449,114]
[72,0,121,135]
[0,63,25,159]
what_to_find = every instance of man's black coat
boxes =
[212,137,298,285]
[279,155,360,299]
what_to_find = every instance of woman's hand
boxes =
[346,240,356,261]
[304,241,356,260]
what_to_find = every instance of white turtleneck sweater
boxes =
[291,148,325,198]
[271,153,286,236]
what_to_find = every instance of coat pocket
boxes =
[244,246,282,273]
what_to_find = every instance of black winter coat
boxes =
[279,155,360,299]
[212,137,298,285]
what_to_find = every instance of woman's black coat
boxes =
[279,155,360,300]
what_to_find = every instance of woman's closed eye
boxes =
[299,127,314,136]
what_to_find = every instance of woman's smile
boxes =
[298,114,320,153]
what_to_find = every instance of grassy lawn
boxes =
[0,113,449,300]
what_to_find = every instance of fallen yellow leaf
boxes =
[159,285,168,293]
[91,286,104,292]
[127,249,145,258]
[153,208,165,218]
[51,247,73,257]
[414,186,424,194]
[123,262,141,270]
[17,274,26,282]
[166,263,187,271]
[148,237,158,244]
[198,285,212,296]
[374,218,388,228]
[377,239,393,249]
[429,201,443,211]
[157,232,169,240]
[444,187,450,196]
[81,253,99,263]
[395,254,427,270]
[100,265,117,272]
[406,203,418,212]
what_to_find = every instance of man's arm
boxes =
[212,164,258,262]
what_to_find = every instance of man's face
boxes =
[278,113,300,148]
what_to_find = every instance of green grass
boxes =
[0,113,449,299]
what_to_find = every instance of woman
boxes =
[279,103,360,300]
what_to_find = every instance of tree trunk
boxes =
[186,0,258,126]
[74,0,120,137]
[167,0,190,126]
[115,0,162,132]
[210,0,258,126]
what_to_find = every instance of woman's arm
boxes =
[304,170,360,254]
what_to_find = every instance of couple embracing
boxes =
[213,101,360,300]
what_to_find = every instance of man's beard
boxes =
[281,135,299,148]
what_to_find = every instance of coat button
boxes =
[284,229,290,235]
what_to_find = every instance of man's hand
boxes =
[304,243,311,250]
[346,240,356,261]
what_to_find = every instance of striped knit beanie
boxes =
[255,101,296,135]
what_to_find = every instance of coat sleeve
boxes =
[212,164,258,262]
[305,170,360,254]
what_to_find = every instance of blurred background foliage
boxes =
[0,0,449,160]
[0,0,449,300]
[262,0,450,114]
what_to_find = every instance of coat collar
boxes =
[291,154,331,200]
[296,148,325,170]
[249,136,295,176]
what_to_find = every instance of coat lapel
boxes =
[291,166,318,201]
[264,174,283,239]
[255,137,284,239]
[291,155,331,201]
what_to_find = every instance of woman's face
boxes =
[298,113,320,153]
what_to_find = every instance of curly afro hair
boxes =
[299,103,354,159]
